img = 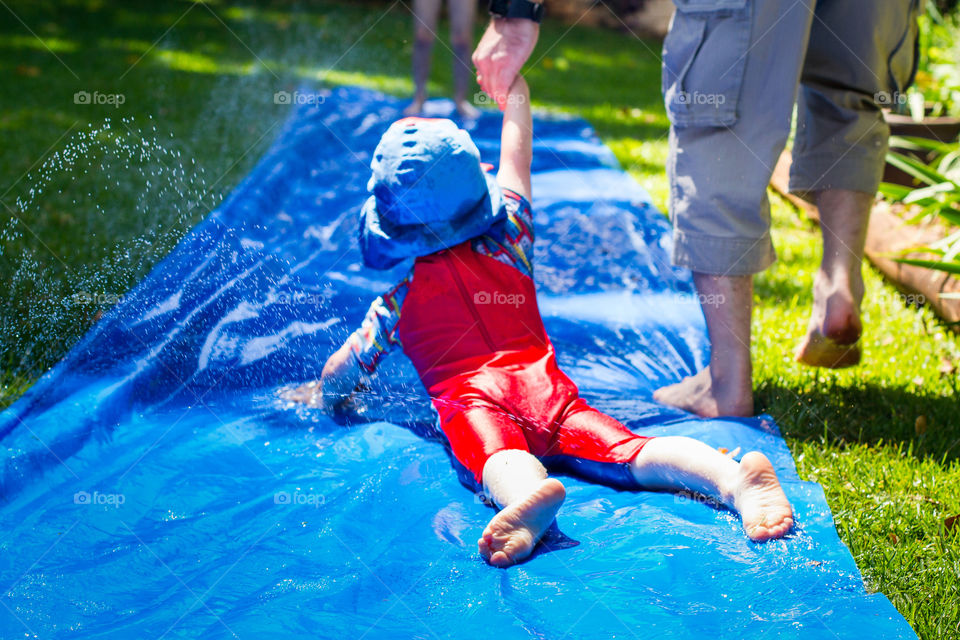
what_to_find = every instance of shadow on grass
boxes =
[757,378,960,464]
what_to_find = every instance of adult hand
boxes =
[472,17,540,110]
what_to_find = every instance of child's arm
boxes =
[496,75,533,201]
[321,284,404,409]
[286,277,409,411]
[319,341,365,409]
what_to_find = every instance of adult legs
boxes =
[792,0,920,368]
[794,190,871,367]
[405,0,443,116]
[448,0,479,117]
[654,273,754,416]
[654,0,817,417]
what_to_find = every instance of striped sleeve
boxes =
[471,188,535,279]
[345,272,411,373]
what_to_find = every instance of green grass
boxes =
[1,1,958,637]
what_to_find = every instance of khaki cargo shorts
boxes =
[663,0,920,275]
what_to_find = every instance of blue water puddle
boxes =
[0,86,914,638]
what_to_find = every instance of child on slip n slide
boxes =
[288,76,794,567]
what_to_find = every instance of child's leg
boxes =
[405,0,442,115]
[448,0,479,117]
[631,436,794,541]
[437,396,565,567]
[478,449,566,567]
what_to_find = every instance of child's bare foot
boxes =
[734,452,794,541]
[478,478,565,567]
[653,367,753,418]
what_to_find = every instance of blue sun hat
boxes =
[359,117,505,269]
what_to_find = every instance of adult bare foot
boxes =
[455,100,480,119]
[653,367,753,418]
[797,188,870,369]
[655,272,754,417]
[733,452,793,541]
[403,96,426,117]
[795,269,863,369]
[478,478,565,567]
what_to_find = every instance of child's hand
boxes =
[320,342,364,411]
[473,18,539,110]
[281,379,324,407]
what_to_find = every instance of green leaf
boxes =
[886,151,952,186]
[893,257,960,275]
[889,136,955,155]
[939,149,960,176]
[903,182,958,204]
[932,229,960,253]
[909,92,927,122]
[881,246,946,258]
[878,181,915,201]
[938,207,960,227]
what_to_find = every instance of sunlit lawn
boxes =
[1,1,958,637]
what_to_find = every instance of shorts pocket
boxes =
[662,0,751,127]
[886,0,920,96]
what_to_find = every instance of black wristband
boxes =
[489,0,544,23]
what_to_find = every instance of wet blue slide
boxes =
[0,87,915,638]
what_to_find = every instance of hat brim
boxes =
[360,170,505,270]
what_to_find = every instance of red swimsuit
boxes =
[348,190,650,489]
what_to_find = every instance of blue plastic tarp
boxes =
[0,86,915,639]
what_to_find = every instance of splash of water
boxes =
[1,117,222,391]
